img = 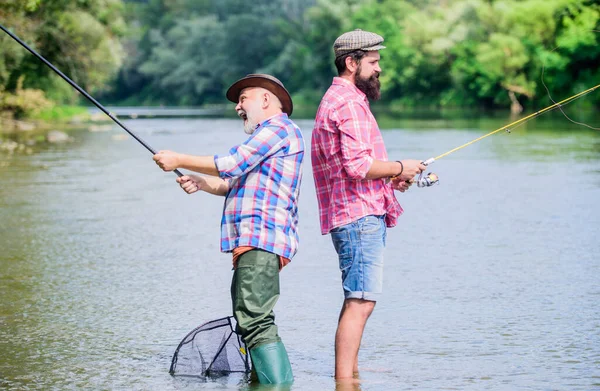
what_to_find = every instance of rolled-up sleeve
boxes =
[214,125,288,179]
[334,101,374,179]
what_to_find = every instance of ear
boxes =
[345,56,359,74]
[262,92,270,109]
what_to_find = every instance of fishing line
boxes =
[433,83,600,162]
[0,23,183,177]
[540,29,600,130]
[411,83,600,187]
[412,30,600,187]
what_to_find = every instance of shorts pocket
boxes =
[331,229,353,271]
[360,215,383,236]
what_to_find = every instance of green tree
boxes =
[108,0,318,105]
[0,0,126,113]
[350,0,599,110]
[103,0,600,110]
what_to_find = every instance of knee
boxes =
[344,299,376,320]
[359,302,376,319]
[233,312,280,350]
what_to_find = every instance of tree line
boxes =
[1,0,598,118]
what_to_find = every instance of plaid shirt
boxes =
[214,113,304,259]
[311,77,402,234]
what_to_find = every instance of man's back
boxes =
[218,113,304,259]
[311,77,401,234]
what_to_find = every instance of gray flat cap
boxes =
[333,29,386,58]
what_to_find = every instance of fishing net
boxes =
[170,316,251,377]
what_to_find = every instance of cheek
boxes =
[243,102,255,115]
[246,103,259,119]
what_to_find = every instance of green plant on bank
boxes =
[0,76,52,118]
[30,105,89,121]
[0,0,125,118]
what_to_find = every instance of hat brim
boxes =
[335,44,386,58]
[364,44,386,52]
[226,75,293,116]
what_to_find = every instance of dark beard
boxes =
[355,70,381,101]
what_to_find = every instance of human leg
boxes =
[335,298,375,379]
[230,249,293,384]
[330,215,386,379]
[336,304,361,375]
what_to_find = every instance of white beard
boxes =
[243,120,256,134]
[238,109,258,135]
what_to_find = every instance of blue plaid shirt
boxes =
[214,113,304,260]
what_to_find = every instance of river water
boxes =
[1,111,599,390]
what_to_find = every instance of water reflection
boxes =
[1,113,599,390]
[335,378,362,391]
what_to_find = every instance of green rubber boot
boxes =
[249,341,294,384]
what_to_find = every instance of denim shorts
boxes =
[330,215,386,301]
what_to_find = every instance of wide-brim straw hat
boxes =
[226,73,293,116]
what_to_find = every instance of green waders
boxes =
[231,249,293,384]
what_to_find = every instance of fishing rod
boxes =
[412,83,600,188]
[0,23,183,177]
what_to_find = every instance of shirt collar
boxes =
[332,77,367,102]
[254,112,288,132]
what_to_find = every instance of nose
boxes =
[235,102,241,111]
[374,64,382,73]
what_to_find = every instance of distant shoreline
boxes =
[2,103,598,134]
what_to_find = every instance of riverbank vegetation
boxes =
[1,0,598,120]
[0,0,125,121]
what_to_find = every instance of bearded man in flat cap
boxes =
[311,29,426,380]
[154,74,304,384]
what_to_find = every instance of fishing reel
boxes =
[415,171,439,187]
[414,157,439,188]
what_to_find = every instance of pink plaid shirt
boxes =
[311,77,403,234]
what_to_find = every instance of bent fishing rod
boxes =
[411,83,600,188]
[0,23,183,177]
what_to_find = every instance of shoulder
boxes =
[333,98,370,124]
[322,85,367,112]
[260,116,304,141]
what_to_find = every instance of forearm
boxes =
[364,160,402,180]
[178,155,220,177]
[197,175,229,196]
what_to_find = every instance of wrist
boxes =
[195,176,206,191]
[395,160,403,178]
[176,153,186,169]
